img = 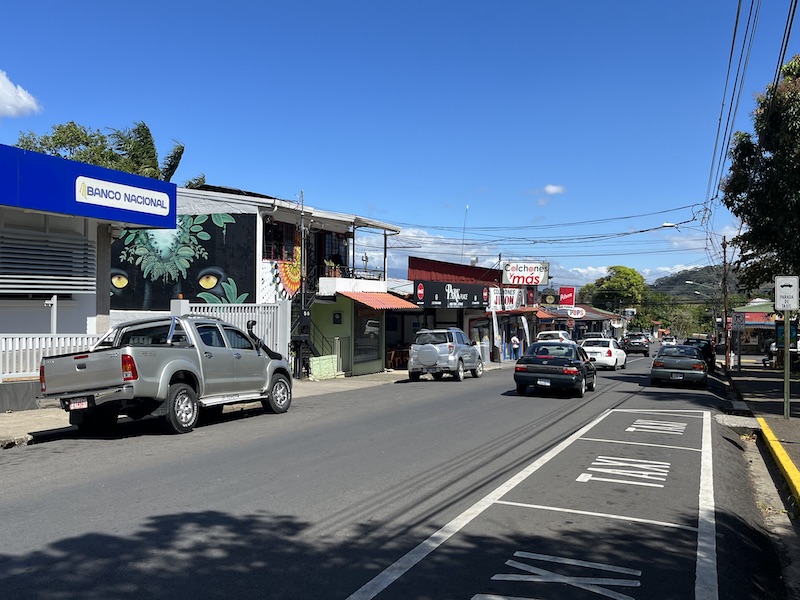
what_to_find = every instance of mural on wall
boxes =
[111,214,256,310]
[267,244,302,302]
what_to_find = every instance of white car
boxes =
[580,338,627,370]
[536,330,572,343]
[661,335,678,346]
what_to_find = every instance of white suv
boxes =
[536,330,572,343]
[408,327,484,381]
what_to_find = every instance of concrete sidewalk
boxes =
[0,361,511,449]
[726,358,800,510]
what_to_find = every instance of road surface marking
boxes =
[581,437,701,452]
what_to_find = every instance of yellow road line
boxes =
[757,417,800,506]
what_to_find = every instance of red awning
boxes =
[337,291,419,310]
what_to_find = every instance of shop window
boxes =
[354,306,381,363]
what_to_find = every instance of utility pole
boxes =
[722,236,730,370]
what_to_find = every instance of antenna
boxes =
[460,204,469,261]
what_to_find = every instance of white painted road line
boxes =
[695,411,718,599]
[494,500,699,532]
[345,409,616,600]
[580,437,702,452]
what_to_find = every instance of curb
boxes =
[757,416,800,508]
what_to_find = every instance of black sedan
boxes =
[514,341,597,397]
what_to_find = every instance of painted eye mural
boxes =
[109,268,130,296]
[111,213,255,310]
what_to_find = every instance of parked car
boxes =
[408,327,483,381]
[650,344,708,388]
[683,337,716,372]
[622,333,650,356]
[514,341,597,397]
[536,330,573,342]
[661,335,678,346]
[580,338,627,370]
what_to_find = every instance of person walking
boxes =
[511,332,520,359]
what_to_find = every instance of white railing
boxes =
[0,334,102,382]
[0,302,292,382]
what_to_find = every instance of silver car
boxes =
[408,327,484,381]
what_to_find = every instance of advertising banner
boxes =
[559,286,575,306]
[414,281,490,309]
[488,287,523,311]
[502,261,549,286]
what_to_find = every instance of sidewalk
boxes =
[1,361,511,450]
[726,358,800,510]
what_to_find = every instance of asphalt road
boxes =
[0,355,787,599]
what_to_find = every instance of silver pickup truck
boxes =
[38,315,292,435]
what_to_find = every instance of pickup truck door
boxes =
[223,326,269,393]
[195,323,238,397]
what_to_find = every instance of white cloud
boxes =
[544,184,565,195]
[0,70,41,118]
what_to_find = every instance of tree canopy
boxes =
[16,120,204,187]
[721,54,800,290]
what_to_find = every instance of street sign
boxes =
[731,312,745,332]
[775,275,799,310]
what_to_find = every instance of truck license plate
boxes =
[537,378,551,387]
[69,398,89,410]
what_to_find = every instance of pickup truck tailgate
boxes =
[41,350,125,395]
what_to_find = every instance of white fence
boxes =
[0,335,102,382]
[0,302,291,382]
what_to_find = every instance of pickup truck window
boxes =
[224,327,255,350]
[197,324,225,348]
[120,325,172,346]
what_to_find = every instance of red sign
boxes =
[483,287,489,301]
[559,287,575,306]
[416,283,425,300]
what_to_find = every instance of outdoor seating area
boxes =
[386,348,409,370]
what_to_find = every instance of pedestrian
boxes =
[511,332,520,359]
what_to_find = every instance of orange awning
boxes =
[337,291,419,310]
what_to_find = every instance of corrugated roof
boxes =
[338,291,419,310]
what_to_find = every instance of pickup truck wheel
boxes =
[432,372,444,380]
[262,374,292,413]
[408,372,421,381]
[162,384,199,434]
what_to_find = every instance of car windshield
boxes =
[528,344,576,358]
[659,346,702,358]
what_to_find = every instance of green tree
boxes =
[16,120,204,187]
[592,266,647,312]
[721,54,800,290]
[577,282,596,304]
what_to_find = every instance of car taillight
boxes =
[691,362,706,371]
[39,364,45,393]
[562,366,579,375]
[448,343,454,354]
[653,360,664,368]
[514,365,527,372]
[606,349,613,357]
[122,354,139,381]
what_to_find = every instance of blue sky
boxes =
[1,1,797,287]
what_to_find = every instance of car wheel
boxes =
[262,373,292,413]
[587,375,596,391]
[612,360,619,371]
[453,360,465,381]
[575,377,586,398]
[471,360,484,378]
[622,359,627,370]
[162,383,199,434]
[432,372,444,380]
[409,372,421,381]
[516,383,527,395]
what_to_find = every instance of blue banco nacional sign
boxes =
[0,143,176,228]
